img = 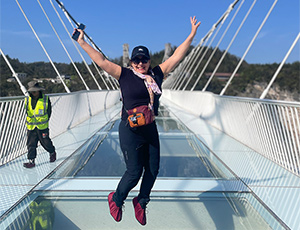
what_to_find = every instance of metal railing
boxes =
[1,88,299,176]
[162,90,300,176]
[0,90,120,166]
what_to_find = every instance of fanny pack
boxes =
[123,68,162,128]
[127,105,154,128]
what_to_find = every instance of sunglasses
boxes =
[132,57,149,64]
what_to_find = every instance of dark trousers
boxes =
[27,128,55,160]
[114,120,160,207]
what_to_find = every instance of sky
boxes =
[0,0,299,64]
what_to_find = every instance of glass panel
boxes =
[50,106,235,179]
[1,191,286,230]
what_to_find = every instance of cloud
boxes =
[257,31,269,40]
[1,29,52,39]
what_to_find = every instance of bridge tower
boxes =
[122,43,130,67]
[162,43,172,62]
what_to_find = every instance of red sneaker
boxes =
[132,197,146,225]
[108,192,122,222]
[50,152,56,163]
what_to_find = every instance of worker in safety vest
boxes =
[23,81,56,168]
[29,197,54,230]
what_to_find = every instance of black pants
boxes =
[114,120,160,207]
[27,128,55,160]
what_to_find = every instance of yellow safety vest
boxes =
[25,95,49,130]
[29,200,53,230]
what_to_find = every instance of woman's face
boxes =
[131,55,151,74]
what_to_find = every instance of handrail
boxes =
[0,90,120,166]
[162,90,300,176]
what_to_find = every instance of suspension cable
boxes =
[170,18,218,90]
[0,49,28,96]
[175,3,230,90]
[185,25,222,90]
[54,0,108,60]
[90,43,116,90]
[188,25,224,90]
[50,0,101,90]
[201,0,245,92]
[171,35,212,90]
[177,36,211,90]
[170,44,200,89]
[60,5,102,90]
[170,16,224,90]
[55,0,120,90]
[260,32,300,99]
[171,0,241,91]
[171,45,202,90]
[60,2,119,91]
[39,0,90,91]
[189,6,234,91]
[203,0,255,92]
[89,52,112,90]
[15,0,70,93]
[220,0,278,96]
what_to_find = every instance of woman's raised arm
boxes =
[76,29,122,80]
[159,16,201,76]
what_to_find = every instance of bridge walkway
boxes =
[0,99,298,229]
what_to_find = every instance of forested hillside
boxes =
[1,47,299,101]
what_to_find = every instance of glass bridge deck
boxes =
[0,105,286,229]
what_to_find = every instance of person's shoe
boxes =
[23,159,35,168]
[108,192,122,222]
[50,152,56,163]
[133,197,146,225]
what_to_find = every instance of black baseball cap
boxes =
[131,46,150,60]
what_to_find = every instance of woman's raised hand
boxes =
[190,16,201,37]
